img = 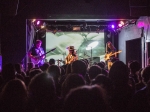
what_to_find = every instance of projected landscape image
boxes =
[46,31,105,66]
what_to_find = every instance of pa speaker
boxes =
[92,57,100,63]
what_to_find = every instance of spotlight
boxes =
[118,21,124,28]
[32,19,36,22]
[40,25,45,29]
[120,21,124,25]
[137,21,144,28]
[118,23,123,27]
[86,41,99,50]
[111,25,115,29]
[36,21,40,25]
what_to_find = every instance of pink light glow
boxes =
[137,21,144,28]
[37,21,40,25]
[111,25,115,29]
[118,23,122,27]
[120,21,124,25]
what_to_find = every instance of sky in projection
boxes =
[46,31,105,65]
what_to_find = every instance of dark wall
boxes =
[126,38,142,65]
[0,0,148,65]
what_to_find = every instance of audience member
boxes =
[61,73,85,98]
[0,79,27,112]
[63,85,110,112]
[28,72,58,112]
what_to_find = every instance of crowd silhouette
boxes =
[0,58,150,112]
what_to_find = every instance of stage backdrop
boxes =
[46,31,105,66]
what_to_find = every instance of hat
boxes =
[67,46,75,50]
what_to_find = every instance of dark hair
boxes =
[61,73,85,97]
[49,58,55,65]
[88,65,102,80]
[28,72,56,111]
[109,61,129,85]
[64,85,108,112]
[36,40,42,44]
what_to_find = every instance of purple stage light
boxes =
[118,23,122,27]
[37,21,40,25]
[111,25,115,29]
[137,21,144,28]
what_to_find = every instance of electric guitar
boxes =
[104,50,122,61]
[66,54,78,64]
[31,48,56,65]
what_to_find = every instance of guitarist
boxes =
[28,40,45,67]
[65,46,78,64]
[105,41,117,70]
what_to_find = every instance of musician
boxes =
[105,41,117,70]
[28,40,45,67]
[65,46,78,64]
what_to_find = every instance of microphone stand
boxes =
[90,47,93,67]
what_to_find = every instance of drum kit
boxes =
[56,59,65,66]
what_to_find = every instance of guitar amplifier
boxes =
[92,57,100,63]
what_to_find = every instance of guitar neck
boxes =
[41,48,56,57]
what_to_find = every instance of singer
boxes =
[65,46,78,64]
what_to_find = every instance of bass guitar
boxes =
[31,48,56,65]
[104,50,122,61]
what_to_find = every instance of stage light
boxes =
[36,21,40,25]
[120,21,124,25]
[137,21,144,28]
[111,25,115,29]
[118,21,124,28]
[86,41,99,50]
[73,26,81,31]
[32,19,36,22]
[40,25,45,29]
[118,23,122,27]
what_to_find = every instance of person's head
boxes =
[71,60,87,77]
[107,41,112,48]
[49,58,55,65]
[1,79,27,99]
[14,63,22,72]
[97,62,105,69]
[35,40,42,48]
[0,79,27,112]
[141,66,150,84]
[88,65,102,80]
[27,62,34,70]
[109,61,129,85]
[28,72,56,111]
[106,41,114,50]
[91,74,113,97]
[29,69,42,80]
[68,46,75,54]
[40,63,50,71]
[63,85,108,112]
[47,65,61,81]
[129,60,141,74]
[61,73,85,97]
